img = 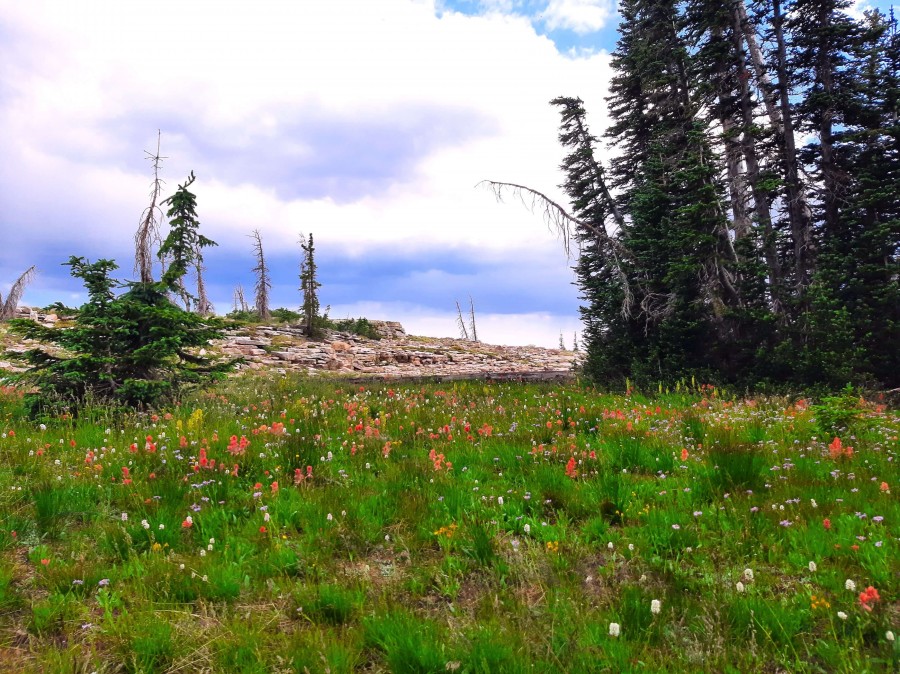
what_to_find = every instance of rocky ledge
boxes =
[1,314,579,381]
[219,323,579,380]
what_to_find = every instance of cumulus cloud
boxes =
[0,0,614,347]
[542,0,615,33]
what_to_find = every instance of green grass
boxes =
[0,375,897,672]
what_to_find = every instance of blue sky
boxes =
[0,0,892,346]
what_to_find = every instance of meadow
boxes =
[0,374,896,673]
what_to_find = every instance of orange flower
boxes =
[681,448,689,461]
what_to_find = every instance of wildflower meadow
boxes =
[0,375,896,672]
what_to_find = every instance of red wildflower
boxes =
[859,586,880,611]
[823,518,831,530]
[565,456,578,479]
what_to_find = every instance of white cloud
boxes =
[542,0,615,34]
[0,0,615,346]
[329,300,582,348]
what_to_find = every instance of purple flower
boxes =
[780,520,793,527]
[672,524,681,530]
[873,516,884,523]
[98,578,110,587]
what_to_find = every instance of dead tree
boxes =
[0,266,36,320]
[455,300,470,340]
[135,130,166,284]
[455,296,479,341]
[250,229,271,322]
[195,261,213,316]
[233,285,249,313]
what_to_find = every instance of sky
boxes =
[0,0,890,347]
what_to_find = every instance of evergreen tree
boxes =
[487,0,899,388]
[299,233,322,337]
[9,173,235,414]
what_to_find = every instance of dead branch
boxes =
[478,180,634,316]
[1,266,37,319]
[468,295,478,342]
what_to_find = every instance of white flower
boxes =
[650,599,661,615]
[121,513,128,521]
[609,622,621,637]
[524,524,531,534]
[886,631,895,642]
[326,513,333,521]
[158,523,165,530]
[837,611,848,620]
[628,543,635,551]
[264,512,270,522]
[608,541,614,551]
[207,544,213,551]
[743,568,754,581]
[808,561,817,573]
[498,496,504,506]
[736,581,746,593]
[141,520,150,530]
[200,549,206,557]
[845,579,856,592]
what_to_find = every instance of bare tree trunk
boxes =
[135,130,165,284]
[772,0,815,292]
[455,300,470,340]
[468,295,478,342]
[250,229,271,322]
[737,0,783,131]
[712,26,752,241]
[195,262,213,316]
[729,5,784,314]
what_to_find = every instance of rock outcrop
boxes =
[217,324,578,380]
[1,312,579,381]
